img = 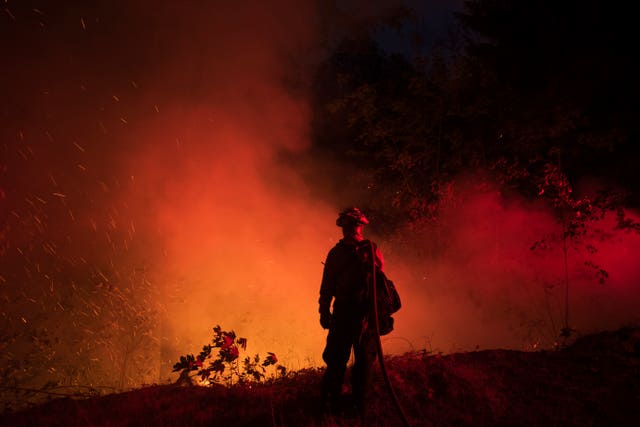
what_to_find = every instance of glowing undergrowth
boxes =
[2,327,638,426]
[172,325,285,386]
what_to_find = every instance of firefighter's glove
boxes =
[320,312,332,329]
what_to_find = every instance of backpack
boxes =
[357,240,402,336]
[373,267,401,335]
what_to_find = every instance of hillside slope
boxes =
[2,328,639,426]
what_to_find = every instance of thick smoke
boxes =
[113,2,334,373]
[1,0,335,388]
[381,177,640,354]
[1,1,639,397]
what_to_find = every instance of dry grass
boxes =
[2,328,639,426]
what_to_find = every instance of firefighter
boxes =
[319,207,384,415]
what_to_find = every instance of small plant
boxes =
[530,160,639,342]
[172,325,285,386]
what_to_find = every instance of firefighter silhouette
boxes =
[319,207,384,414]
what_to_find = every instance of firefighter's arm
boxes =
[318,251,336,329]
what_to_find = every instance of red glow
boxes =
[1,2,639,397]
[386,181,640,354]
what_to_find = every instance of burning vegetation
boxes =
[2,0,640,424]
[2,327,639,426]
[172,325,284,386]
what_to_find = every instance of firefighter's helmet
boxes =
[336,207,369,227]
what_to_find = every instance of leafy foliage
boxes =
[529,161,639,282]
[172,325,285,386]
[310,1,640,230]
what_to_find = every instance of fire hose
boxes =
[370,243,410,427]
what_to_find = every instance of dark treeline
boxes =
[308,0,639,233]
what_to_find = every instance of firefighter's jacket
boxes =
[318,238,384,317]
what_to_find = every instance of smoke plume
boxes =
[1,1,639,396]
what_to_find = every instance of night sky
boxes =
[1,0,639,394]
